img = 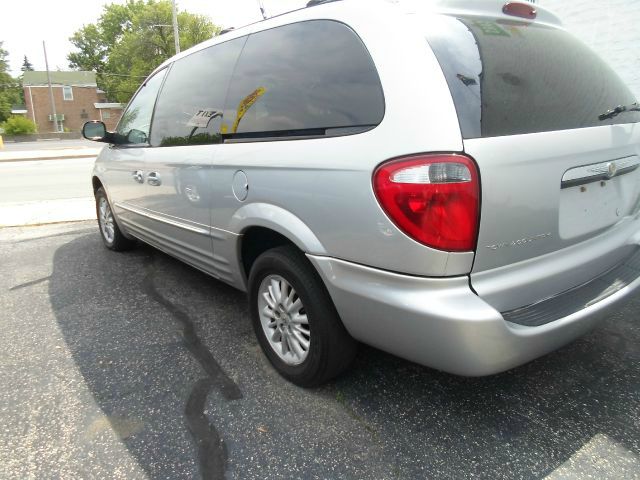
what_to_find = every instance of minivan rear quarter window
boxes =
[222,20,385,140]
[150,37,246,147]
[425,16,640,138]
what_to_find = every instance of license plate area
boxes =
[559,157,640,239]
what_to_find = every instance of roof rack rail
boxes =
[306,0,342,7]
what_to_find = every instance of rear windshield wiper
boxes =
[598,102,640,121]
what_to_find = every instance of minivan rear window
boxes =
[222,20,385,140]
[426,16,640,138]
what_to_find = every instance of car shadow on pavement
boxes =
[49,233,640,479]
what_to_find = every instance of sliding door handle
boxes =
[147,172,162,186]
[132,170,144,184]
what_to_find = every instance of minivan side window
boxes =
[116,69,167,145]
[150,37,246,147]
[222,20,385,140]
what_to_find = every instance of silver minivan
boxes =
[84,0,640,386]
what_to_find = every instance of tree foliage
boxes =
[0,42,22,122]
[68,0,220,103]
[1,115,37,135]
[21,56,34,71]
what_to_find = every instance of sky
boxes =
[0,0,307,77]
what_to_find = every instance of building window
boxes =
[102,111,111,119]
[63,86,73,101]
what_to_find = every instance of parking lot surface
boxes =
[1,221,639,479]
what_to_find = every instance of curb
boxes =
[0,153,99,163]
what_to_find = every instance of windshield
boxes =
[425,15,640,138]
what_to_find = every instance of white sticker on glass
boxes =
[186,108,221,128]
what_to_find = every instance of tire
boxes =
[248,245,357,387]
[95,187,136,251]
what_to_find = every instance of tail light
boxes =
[502,2,537,20]
[373,154,479,252]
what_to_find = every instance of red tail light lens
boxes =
[373,154,479,252]
[502,2,537,20]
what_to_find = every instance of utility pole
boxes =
[43,41,59,133]
[257,0,267,19]
[172,0,180,54]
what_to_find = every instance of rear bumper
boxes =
[307,253,640,376]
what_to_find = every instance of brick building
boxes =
[23,71,124,133]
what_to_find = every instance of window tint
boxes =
[223,20,384,139]
[426,16,640,138]
[116,69,167,144]
[150,38,246,147]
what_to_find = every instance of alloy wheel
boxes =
[98,197,115,244]
[257,274,311,365]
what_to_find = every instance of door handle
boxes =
[132,170,144,184]
[147,172,162,187]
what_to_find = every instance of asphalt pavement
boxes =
[1,221,639,479]
[0,157,95,203]
[0,157,96,227]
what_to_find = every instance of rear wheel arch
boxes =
[232,203,328,282]
[240,227,299,281]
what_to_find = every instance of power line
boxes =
[95,72,149,78]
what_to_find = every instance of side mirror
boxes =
[82,121,108,142]
[127,128,148,144]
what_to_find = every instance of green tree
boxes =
[0,42,22,122]
[68,0,219,103]
[21,55,34,71]
[1,115,37,135]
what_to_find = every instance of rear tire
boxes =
[95,187,136,251]
[248,246,357,387]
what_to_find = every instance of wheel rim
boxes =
[98,197,115,244]
[257,274,310,366]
